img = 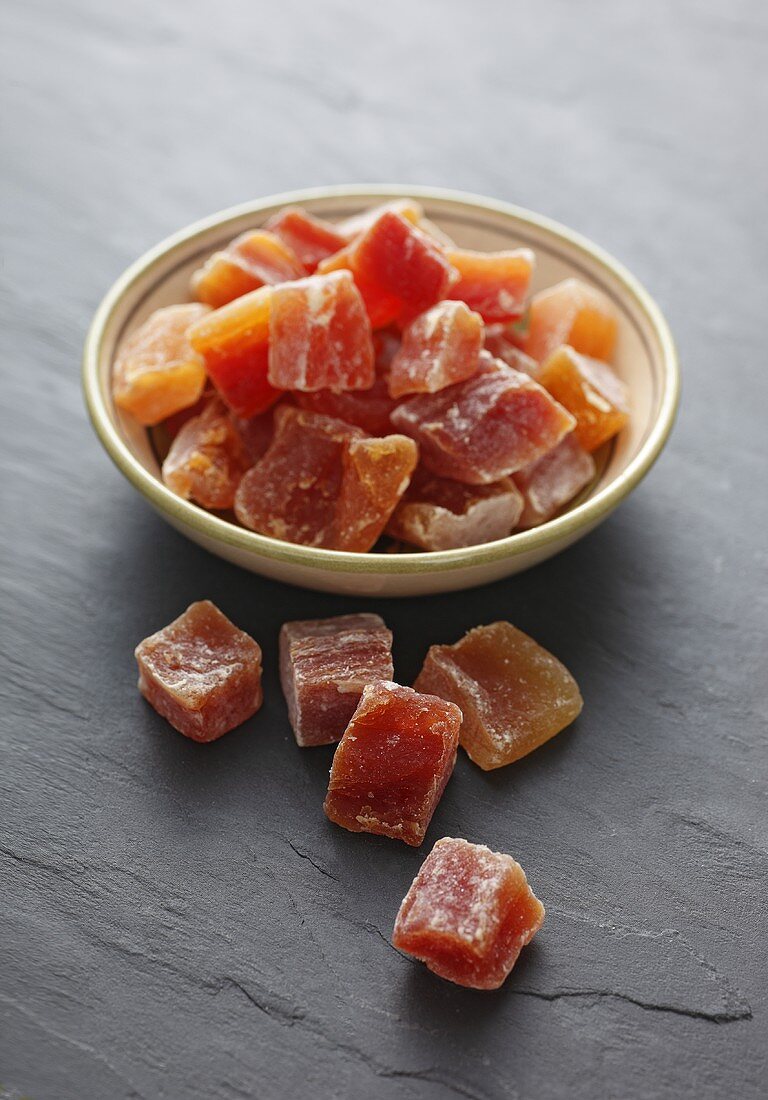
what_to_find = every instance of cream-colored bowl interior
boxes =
[83,186,678,597]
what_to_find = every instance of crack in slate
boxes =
[512,986,752,1023]
[286,840,341,883]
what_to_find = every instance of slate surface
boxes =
[1,1,766,1097]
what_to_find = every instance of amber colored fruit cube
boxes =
[296,374,400,437]
[387,469,523,551]
[188,286,282,418]
[280,614,394,747]
[113,304,210,426]
[388,300,483,398]
[525,278,618,363]
[191,230,305,309]
[336,434,418,551]
[536,345,629,451]
[268,271,375,392]
[514,434,596,528]
[447,248,534,323]
[265,206,347,272]
[392,837,545,989]
[415,621,582,770]
[323,681,462,846]
[135,601,263,742]
[162,398,251,510]
[391,356,575,484]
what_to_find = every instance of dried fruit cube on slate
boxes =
[525,277,618,363]
[296,374,400,437]
[234,407,416,551]
[135,601,263,742]
[188,286,282,418]
[415,621,582,770]
[265,206,347,272]
[514,435,596,528]
[387,469,523,551]
[388,300,483,398]
[391,357,575,484]
[113,304,210,426]
[447,248,534,323]
[536,345,629,452]
[324,681,462,846]
[268,270,375,392]
[191,230,305,309]
[392,837,545,989]
[280,614,394,747]
[162,399,251,510]
[484,327,539,377]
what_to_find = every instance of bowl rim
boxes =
[82,184,680,576]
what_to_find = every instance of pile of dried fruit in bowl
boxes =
[113,199,629,551]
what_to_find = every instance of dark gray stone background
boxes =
[1,1,766,1097]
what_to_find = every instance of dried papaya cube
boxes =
[392,837,545,990]
[336,199,424,242]
[415,621,582,770]
[268,270,375,392]
[447,248,534,323]
[113,304,209,426]
[387,469,523,551]
[391,357,575,484]
[280,614,394,747]
[335,434,418,551]
[317,243,402,330]
[484,326,539,376]
[191,230,305,308]
[230,405,279,462]
[162,398,250,510]
[160,391,212,440]
[188,286,282,418]
[296,374,399,436]
[536,345,629,451]
[135,600,263,742]
[514,435,596,528]
[264,207,347,272]
[323,681,462,846]
[388,301,483,398]
[525,277,618,363]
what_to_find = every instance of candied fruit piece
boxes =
[135,600,263,742]
[447,248,534,323]
[514,435,596,528]
[391,357,575,484]
[280,614,394,747]
[387,469,523,551]
[525,277,618,363]
[388,301,483,398]
[336,199,424,242]
[113,304,210,426]
[268,271,375,392]
[536,345,629,452]
[191,230,305,309]
[162,398,251,509]
[392,837,545,989]
[296,374,399,436]
[415,621,582,770]
[188,286,282,418]
[265,206,347,272]
[484,327,539,377]
[234,407,415,551]
[230,406,278,462]
[323,681,461,846]
[160,391,212,440]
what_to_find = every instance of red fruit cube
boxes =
[191,230,306,309]
[392,837,545,989]
[296,374,400,436]
[323,681,462,846]
[162,398,251,510]
[514,435,596,528]
[335,199,425,242]
[388,300,483,398]
[265,206,347,272]
[135,601,263,742]
[525,278,618,363]
[447,248,534,323]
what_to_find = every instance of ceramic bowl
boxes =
[83,185,679,597]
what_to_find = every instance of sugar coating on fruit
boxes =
[514,434,596,527]
[525,278,618,363]
[135,600,263,742]
[162,398,251,510]
[392,837,545,989]
[536,345,629,452]
[336,434,418,551]
[391,356,575,484]
[280,614,394,747]
[414,621,582,770]
[323,681,462,846]
[447,248,534,323]
[388,300,483,398]
[268,270,375,392]
[113,304,210,426]
[265,207,347,272]
[191,230,306,308]
[387,470,523,551]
